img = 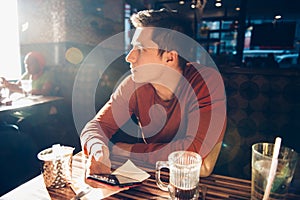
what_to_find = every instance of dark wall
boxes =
[214,67,300,183]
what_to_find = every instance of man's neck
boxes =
[152,83,174,101]
[151,67,183,101]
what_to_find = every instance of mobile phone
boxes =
[87,174,142,187]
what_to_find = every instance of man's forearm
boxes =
[111,142,133,157]
[200,141,222,177]
[81,119,109,156]
[5,82,22,93]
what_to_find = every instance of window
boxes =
[0,0,21,80]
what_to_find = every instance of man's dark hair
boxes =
[130,9,194,69]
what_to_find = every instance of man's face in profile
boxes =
[126,27,168,83]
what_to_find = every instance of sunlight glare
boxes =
[0,0,21,80]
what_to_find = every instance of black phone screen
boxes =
[87,174,141,187]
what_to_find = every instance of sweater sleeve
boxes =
[80,76,136,156]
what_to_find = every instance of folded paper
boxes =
[112,160,151,182]
[71,159,150,200]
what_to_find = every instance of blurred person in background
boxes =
[1,52,57,150]
[1,51,54,96]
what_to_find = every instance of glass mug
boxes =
[156,151,202,200]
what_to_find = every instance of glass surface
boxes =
[21,80,32,96]
[251,143,298,200]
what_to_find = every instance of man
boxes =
[1,51,54,96]
[1,52,56,149]
[81,9,226,177]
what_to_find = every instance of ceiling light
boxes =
[215,2,222,7]
[179,0,185,5]
[191,0,196,8]
[274,15,282,20]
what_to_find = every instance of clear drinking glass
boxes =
[156,151,202,200]
[251,143,298,200]
[21,79,32,96]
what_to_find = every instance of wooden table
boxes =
[1,152,300,200]
[0,95,64,133]
[0,95,63,113]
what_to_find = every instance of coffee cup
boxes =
[37,144,74,188]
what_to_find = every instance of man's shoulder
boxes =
[184,62,221,81]
[185,62,219,74]
[113,75,136,95]
[117,74,133,87]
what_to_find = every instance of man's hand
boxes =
[87,153,111,175]
[85,153,112,188]
[84,145,113,188]
[86,145,111,175]
[111,142,133,157]
[1,77,22,93]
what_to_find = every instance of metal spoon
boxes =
[201,185,207,200]
[71,187,91,200]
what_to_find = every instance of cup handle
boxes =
[155,161,169,191]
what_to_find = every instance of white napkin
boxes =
[70,159,150,200]
[112,160,150,182]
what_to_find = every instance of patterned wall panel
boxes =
[18,0,125,65]
[65,0,124,46]
[215,68,300,181]
[18,0,66,44]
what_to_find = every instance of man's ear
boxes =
[164,50,179,64]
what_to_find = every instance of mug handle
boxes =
[155,161,169,191]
